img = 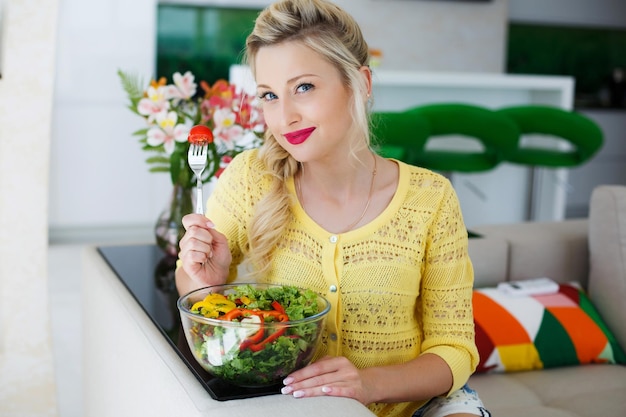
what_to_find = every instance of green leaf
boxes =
[117,69,146,101]
[142,142,163,152]
[149,166,170,173]
[118,69,147,116]
[132,128,149,137]
[146,155,170,164]
[126,104,141,115]
[169,151,184,185]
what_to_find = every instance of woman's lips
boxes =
[284,127,316,145]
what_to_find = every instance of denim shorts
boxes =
[412,384,491,417]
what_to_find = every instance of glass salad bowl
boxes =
[177,283,330,387]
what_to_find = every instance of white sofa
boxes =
[467,185,626,417]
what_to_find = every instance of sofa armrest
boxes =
[588,185,626,352]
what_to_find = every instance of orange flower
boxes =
[200,79,232,99]
[143,77,168,98]
[150,77,167,88]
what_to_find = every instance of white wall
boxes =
[509,0,626,28]
[48,0,509,242]
[566,110,626,218]
[336,0,508,73]
[50,0,161,242]
[0,0,59,414]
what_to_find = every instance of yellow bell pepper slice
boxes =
[191,293,237,318]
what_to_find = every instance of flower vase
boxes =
[155,184,194,256]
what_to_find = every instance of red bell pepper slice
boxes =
[248,311,289,352]
[271,300,286,314]
[239,322,265,351]
[219,307,258,321]
[220,308,246,321]
[219,306,290,352]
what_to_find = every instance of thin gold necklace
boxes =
[296,154,378,233]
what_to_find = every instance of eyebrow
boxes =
[256,73,319,90]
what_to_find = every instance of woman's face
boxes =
[254,41,361,163]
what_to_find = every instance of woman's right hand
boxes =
[177,213,232,291]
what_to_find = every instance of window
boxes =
[157,4,261,84]
[507,23,626,109]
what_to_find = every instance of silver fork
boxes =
[188,143,208,214]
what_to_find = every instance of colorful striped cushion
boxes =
[473,283,626,373]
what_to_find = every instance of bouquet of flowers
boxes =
[118,69,265,188]
[118,69,264,256]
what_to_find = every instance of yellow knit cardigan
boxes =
[206,149,479,417]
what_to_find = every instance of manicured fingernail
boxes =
[281,386,293,395]
[321,386,331,394]
[206,220,215,228]
[283,377,293,385]
[292,390,305,398]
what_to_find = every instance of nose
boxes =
[278,95,300,127]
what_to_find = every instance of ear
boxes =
[359,65,373,101]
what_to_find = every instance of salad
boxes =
[179,284,330,387]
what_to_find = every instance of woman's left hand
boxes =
[280,356,375,405]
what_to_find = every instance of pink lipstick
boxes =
[284,127,315,145]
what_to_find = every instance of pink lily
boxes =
[138,85,170,123]
[215,125,245,150]
[213,107,236,132]
[165,71,197,104]
[146,111,190,154]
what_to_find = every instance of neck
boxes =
[296,152,378,233]
[299,151,377,196]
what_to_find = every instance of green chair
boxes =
[409,103,520,172]
[371,107,430,164]
[497,105,603,167]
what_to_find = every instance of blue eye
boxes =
[258,91,277,102]
[296,83,313,93]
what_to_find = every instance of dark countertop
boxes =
[96,244,281,401]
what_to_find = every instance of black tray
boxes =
[97,244,282,401]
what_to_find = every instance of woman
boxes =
[176,1,489,416]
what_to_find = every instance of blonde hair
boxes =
[244,0,372,277]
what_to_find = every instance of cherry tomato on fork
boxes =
[188,124,214,144]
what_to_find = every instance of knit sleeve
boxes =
[205,149,265,281]
[418,180,479,394]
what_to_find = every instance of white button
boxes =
[329,285,337,293]
[330,235,338,243]
[330,333,337,341]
